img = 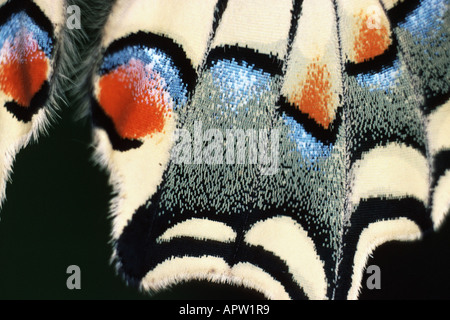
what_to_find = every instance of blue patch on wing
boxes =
[355,59,402,93]
[283,114,333,166]
[209,59,272,114]
[0,11,53,57]
[399,0,447,39]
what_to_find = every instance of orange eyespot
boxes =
[289,62,333,129]
[0,34,49,107]
[98,59,172,140]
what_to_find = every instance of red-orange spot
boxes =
[0,34,49,107]
[290,61,333,129]
[353,11,391,63]
[98,59,171,140]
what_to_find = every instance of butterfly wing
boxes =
[88,0,450,300]
[0,0,66,206]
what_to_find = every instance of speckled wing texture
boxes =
[0,0,65,206]
[90,0,450,300]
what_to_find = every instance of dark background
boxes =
[0,104,449,300]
